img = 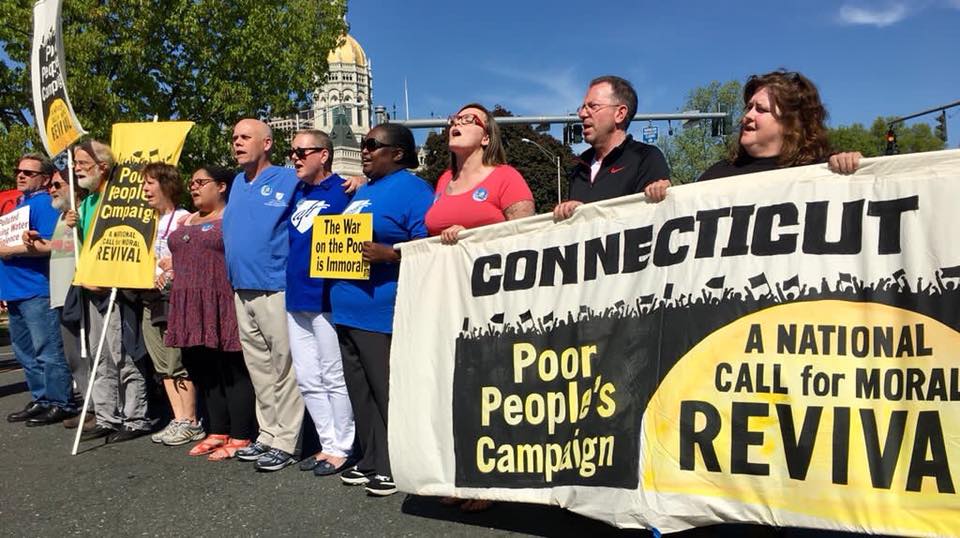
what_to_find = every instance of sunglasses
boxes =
[447,113,486,130]
[13,168,45,178]
[49,181,66,190]
[286,147,326,160]
[361,138,397,152]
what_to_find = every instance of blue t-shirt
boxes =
[286,174,352,313]
[222,165,298,291]
[0,191,59,301]
[330,169,433,334]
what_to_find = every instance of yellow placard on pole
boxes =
[310,213,372,279]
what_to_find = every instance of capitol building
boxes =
[269,33,373,177]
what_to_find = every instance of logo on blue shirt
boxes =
[260,185,273,196]
[472,187,489,202]
[343,199,372,214]
[291,199,331,233]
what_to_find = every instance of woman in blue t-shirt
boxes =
[284,130,356,477]
[330,124,434,496]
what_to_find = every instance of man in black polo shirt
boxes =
[554,76,670,220]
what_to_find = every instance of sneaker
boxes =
[162,420,205,446]
[365,475,397,496]
[235,441,271,462]
[340,466,374,486]
[254,448,295,472]
[151,419,184,443]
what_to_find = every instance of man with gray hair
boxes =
[223,118,304,471]
[3,154,76,426]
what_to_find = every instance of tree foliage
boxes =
[419,106,577,214]
[0,0,348,188]
[827,117,945,156]
[661,80,742,184]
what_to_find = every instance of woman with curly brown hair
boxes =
[698,70,861,181]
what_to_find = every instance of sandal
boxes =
[461,499,495,512]
[187,434,228,456]
[208,438,251,462]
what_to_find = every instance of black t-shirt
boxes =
[696,155,780,182]
[568,135,670,203]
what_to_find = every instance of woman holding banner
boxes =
[698,70,861,181]
[331,124,434,496]
[141,162,203,447]
[425,103,535,245]
[165,167,256,461]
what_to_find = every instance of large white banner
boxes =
[31,0,85,157]
[391,150,960,536]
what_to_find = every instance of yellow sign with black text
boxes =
[74,121,193,288]
[309,213,372,279]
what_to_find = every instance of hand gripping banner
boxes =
[390,150,960,536]
[73,121,193,289]
[31,0,85,157]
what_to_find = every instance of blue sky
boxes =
[346,0,960,147]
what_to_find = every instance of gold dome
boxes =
[327,34,367,67]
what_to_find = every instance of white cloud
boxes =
[478,64,584,116]
[837,3,910,27]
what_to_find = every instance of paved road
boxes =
[0,368,658,537]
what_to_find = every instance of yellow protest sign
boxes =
[310,213,372,279]
[74,121,193,288]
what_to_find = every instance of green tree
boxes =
[827,117,946,158]
[661,80,742,184]
[828,122,881,157]
[418,106,576,214]
[0,0,347,188]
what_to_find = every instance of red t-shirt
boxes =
[425,165,533,236]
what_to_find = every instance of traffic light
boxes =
[570,124,583,144]
[885,129,898,155]
[562,125,570,145]
[936,110,948,143]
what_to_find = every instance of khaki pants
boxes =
[234,290,303,454]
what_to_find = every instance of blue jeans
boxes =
[8,296,74,409]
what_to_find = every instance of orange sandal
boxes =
[208,438,251,462]
[188,434,228,456]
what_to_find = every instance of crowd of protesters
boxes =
[2,71,861,502]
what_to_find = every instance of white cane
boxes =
[71,287,117,455]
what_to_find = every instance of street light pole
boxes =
[520,138,562,205]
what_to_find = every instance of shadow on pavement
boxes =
[0,380,27,399]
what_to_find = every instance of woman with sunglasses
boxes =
[330,123,434,496]
[283,130,356,477]
[164,167,257,461]
[698,70,861,181]
[140,162,202,447]
[425,103,534,245]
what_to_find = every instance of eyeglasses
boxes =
[447,113,486,130]
[576,102,621,115]
[13,168,45,178]
[49,181,66,190]
[73,159,96,169]
[189,177,216,188]
[287,147,326,160]
[361,138,397,152]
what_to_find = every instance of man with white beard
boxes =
[71,140,151,444]
[23,169,91,429]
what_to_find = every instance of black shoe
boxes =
[255,448,296,472]
[7,402,46,423]
[314,459,349,477]
[340,466,375,485]
[26,406,77,427]
[106,427,150,444]
[80,425,116,442]
[365,475,397,496]
[299,457,322,471]
[235,441,271,462]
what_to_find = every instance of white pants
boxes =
[287,311,355,458]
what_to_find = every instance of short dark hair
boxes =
[19,153,55,176]
[295,129,334,168]
[195,166,235,203]
[589,75,638,129]
[377,123,419,169]
[141,162,184,206]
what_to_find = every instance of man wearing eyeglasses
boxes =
[2,154,77,426]
[222,118,304,471]
[553,76,671,220]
